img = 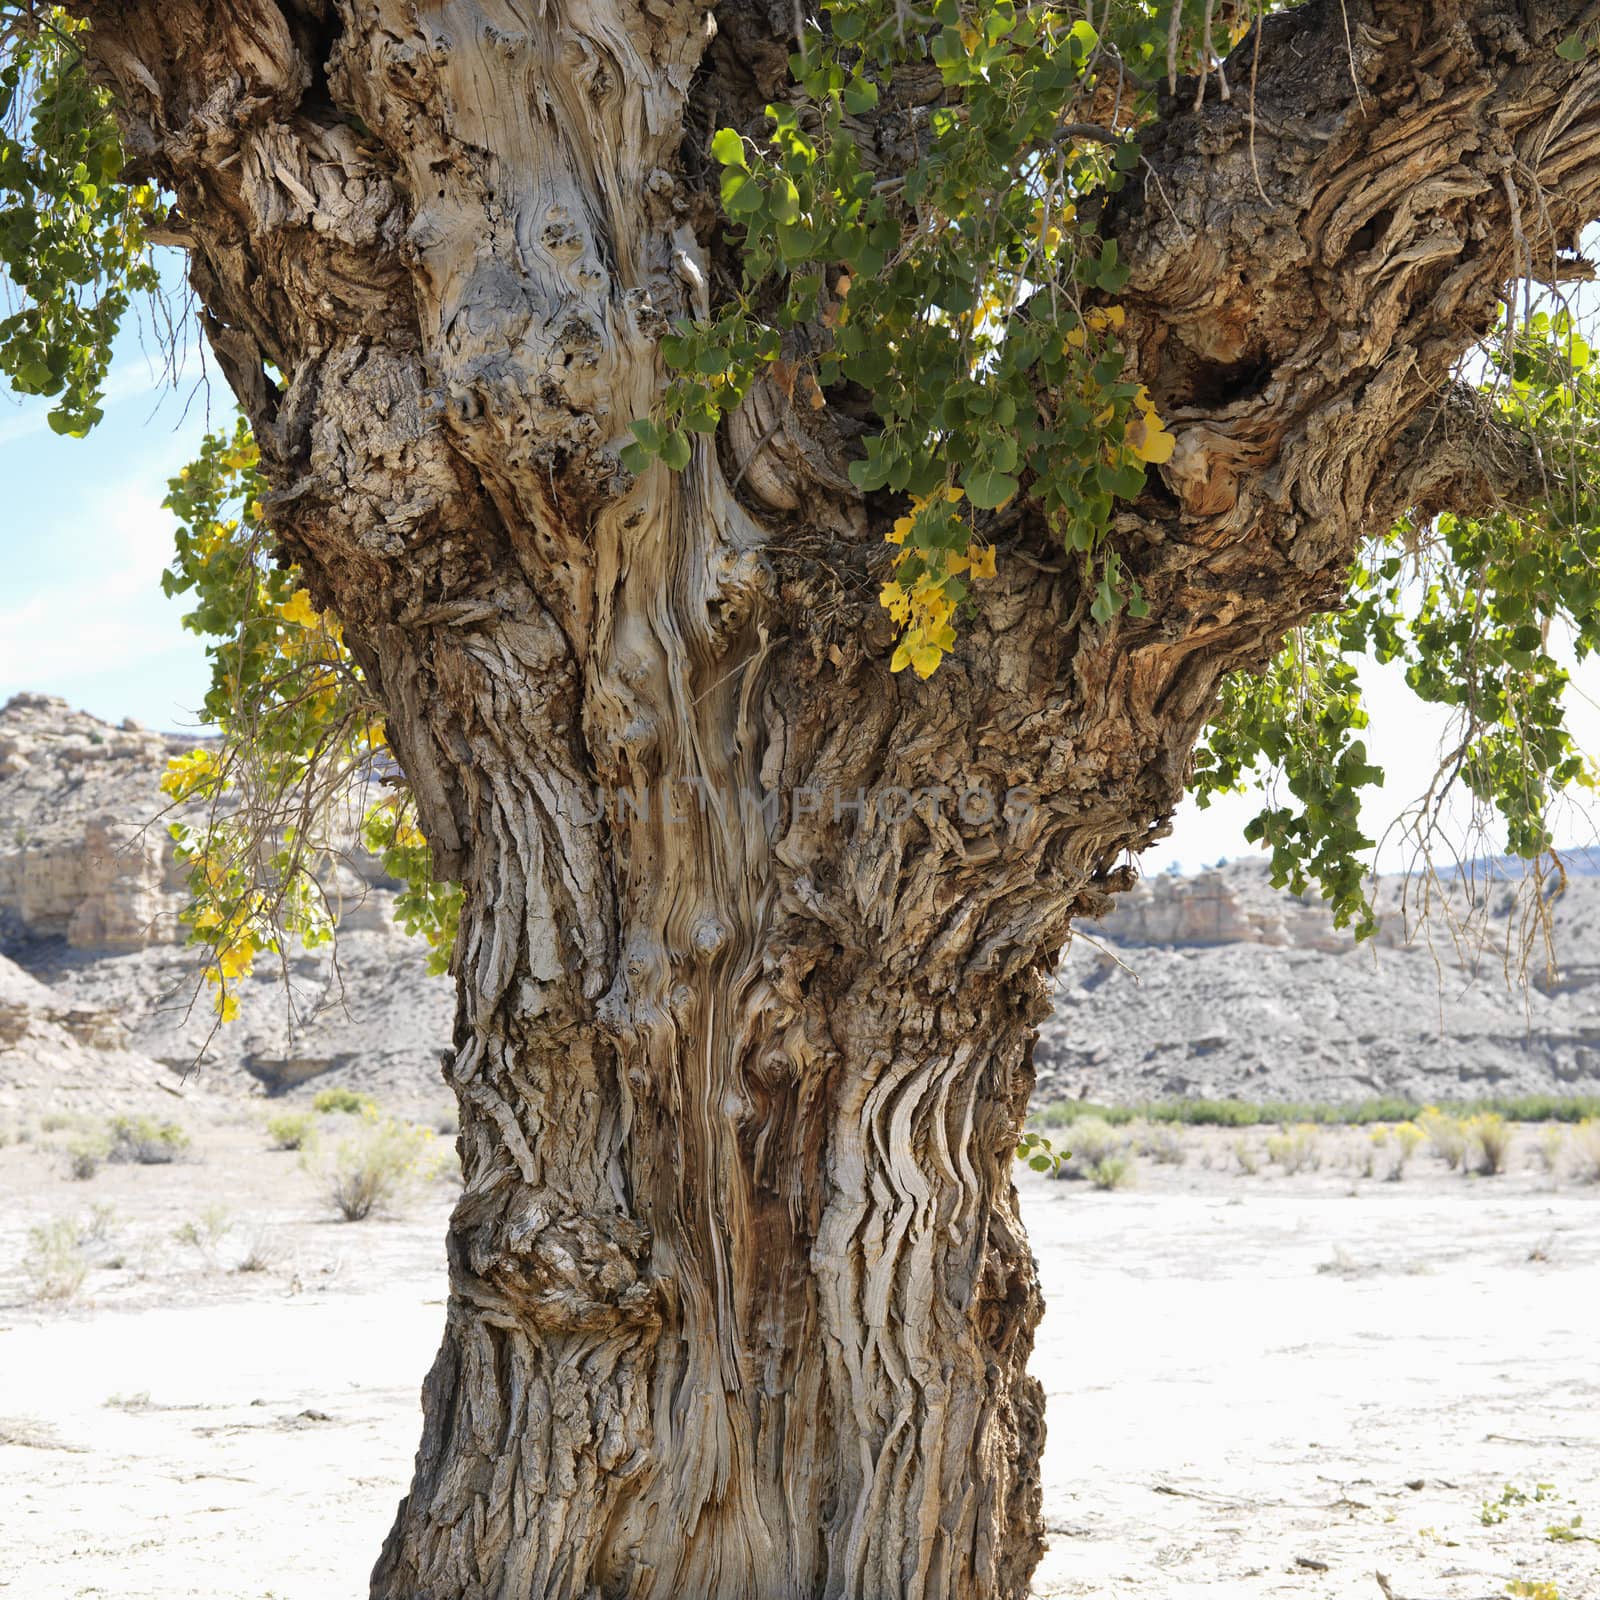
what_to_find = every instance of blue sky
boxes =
[0,273,221,736]
[3,267,1599,873]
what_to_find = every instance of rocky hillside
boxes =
[1041,859,1600,1106]
[5,692,1600,1111]
[0,694,451,1107]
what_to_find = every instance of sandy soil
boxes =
[1,1111,1597,1600]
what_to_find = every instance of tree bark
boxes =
[71,1,1600,1594]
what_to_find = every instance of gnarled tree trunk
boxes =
[74,0,1600,1594]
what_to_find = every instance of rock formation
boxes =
[1042,856,1600,1105]
[0,694,452,1102]
[6,692,1600,1110]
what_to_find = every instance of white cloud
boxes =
[0,473,203,697]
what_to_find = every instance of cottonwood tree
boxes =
[5,1,1600,1594]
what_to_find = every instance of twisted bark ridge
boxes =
[73,1,1600,1595]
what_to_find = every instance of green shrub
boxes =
[24,1218,87,1301]
[266,1112,318,1151]
[1048,1116,1126,1181]
[65,1132,110,1181]
[1467,1112,1513,1176]
[325,1111,439,1221]
[1089,1155,1135,1191]
[1231,1136,1260,1175]
[312,1087,377,1116]
[107,1116,190,1165]
[1027,1093,1600,1129]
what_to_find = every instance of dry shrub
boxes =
[24,1218,87,1301]
[1265,1123,1322,1174]
[1089,1155,1136,1191]
[1467,1112,1513,1176]
[1419,1106,1468,1170]
[1133,1123,1187,1166]
[235,1226,280,1273]
[266,1112,318,1152]
[1569,1118,1600,1184]
[1051,1116,1125,1181]
[326,1110,440,1221]
[173,1205,234,1265]
[1366,1121,1424,1182]
[65,1132,110,1181]
[1535,1124,1565,1175]
[108,1116,190,1165]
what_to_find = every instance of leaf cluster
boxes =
[0,8,158,433]
[628,2,1187,669]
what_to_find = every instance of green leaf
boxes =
[727,173,767,216]
[843,77,879,114]
[962,469,1019,509]
[659,429,692,471]
[711,128,748,168]
[770,178,802,225]
[1556,31,1589,60]
[776,222,813,262]
[719,169,753,214]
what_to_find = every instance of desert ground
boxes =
[1,1102,1597,1600]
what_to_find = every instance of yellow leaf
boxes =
[891,641,913,673]
[910,641,943,679]
[888,516,914,545]
[1128,416,1176,465]
[968,542,997,580]
[277,589,321,628]
[217,939,254,980]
